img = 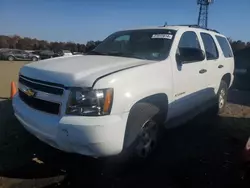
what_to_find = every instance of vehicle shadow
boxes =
[41,114,250,188]
[1,91,250,188]
[0,99,68,187]
[228,89,250,107]
[232,74,250,92]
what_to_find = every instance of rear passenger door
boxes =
[199,32,221,98]
[215,35,234,87]
[14,50,25,60]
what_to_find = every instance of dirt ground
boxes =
[1,91,250,188]
[1,61,250,187]
[0,61,29,99]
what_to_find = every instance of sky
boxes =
[0,0,249,44]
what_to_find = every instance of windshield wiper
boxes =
[86,51,109,55]
[87,51,146,60]
[106,52,147,60]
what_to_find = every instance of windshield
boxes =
[88,29,176,61]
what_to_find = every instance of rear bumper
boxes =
[13,94,129,157]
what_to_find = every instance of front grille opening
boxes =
[19,90,60,115]
[19,76,64,95]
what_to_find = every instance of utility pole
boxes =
[197,0,214,28]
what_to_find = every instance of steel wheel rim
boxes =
[9,57,13,61]
[219,89,226,109]
[136,120,158,158]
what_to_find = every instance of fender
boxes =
[92,61,174,115]
[123,93,168,148]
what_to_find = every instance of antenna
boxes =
[197,0,214,28]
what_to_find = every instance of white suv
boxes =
[13,25,234,160]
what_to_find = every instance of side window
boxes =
[176,31,203,64]
[215,36,233,58]
[14,50,21,54]
[200,33,219,60]
[178,31,201,49]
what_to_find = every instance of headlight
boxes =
[66,88,113,116]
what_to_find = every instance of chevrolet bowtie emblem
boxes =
[24,88,36,97]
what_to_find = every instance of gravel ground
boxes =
[1,61,250,187]
[1,89,250,188]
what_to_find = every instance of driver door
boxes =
[170,31,208,117]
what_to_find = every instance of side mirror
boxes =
[177,47,205,64]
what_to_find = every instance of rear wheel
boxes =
[32,57,38,61]
[211,80,228,115]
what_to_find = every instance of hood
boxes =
[20,55,153,87]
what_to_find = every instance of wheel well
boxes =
[123,93,168,149]
[136,93,168,121]
[221,73,231,88]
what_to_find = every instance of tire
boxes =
[211,80,228,115]
[129,119,160,160]
[102,103,164,176]
[102,118,161,177]
[32,57,38,61]
[8,56,14,61]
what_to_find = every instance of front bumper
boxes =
[12,94,129,157]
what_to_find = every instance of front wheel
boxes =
[133,119,159,159]
[102,118,160,177]
[8,56,14,61]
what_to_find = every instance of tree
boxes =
[2,34,248,55]
[86,41,96,52]
[230,40,246,52]
[38,40,49,50]
[16,37,34,50]
[7,35,20,49]
[0,36,9,48]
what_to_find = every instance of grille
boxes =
[19,75,64,95]
[19,90,60,115]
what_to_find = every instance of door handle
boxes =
[218,65,224,68]
[199,69,207,74]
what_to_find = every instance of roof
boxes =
[119,25,223,36]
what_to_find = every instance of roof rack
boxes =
[164,24,220,34]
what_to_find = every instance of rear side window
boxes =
[13,50,22,54]
[200,33,219,60]
[215,36,233,58]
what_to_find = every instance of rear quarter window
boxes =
[200,32,219,60]
[215,36,233,58]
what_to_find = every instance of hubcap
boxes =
[219,89,226,109]
[136,120,158,158]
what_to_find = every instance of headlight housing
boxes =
[66,88,113,116]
